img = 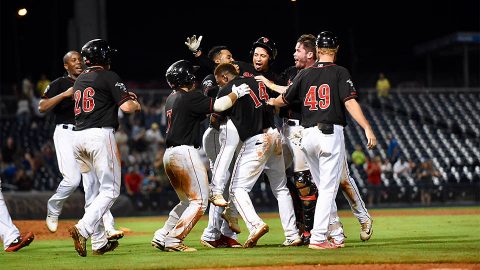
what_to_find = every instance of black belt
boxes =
[305,123,334,134]
[62,124,75,131]
[286,120,298,126]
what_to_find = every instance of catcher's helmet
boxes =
[316,31,338,49]
[250,37,278,62]
[81,39,117,66]
[165,60,196,89]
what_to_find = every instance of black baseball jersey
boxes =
[279,66,302,120]
[73,67,132,131]
[42,76,76,125]
[165,88,214,148]
[202,74,219,98]
[282,62,358,127]
[217,76,267,141]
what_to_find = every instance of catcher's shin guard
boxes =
[293,170,317,233]
[286,177,304,232]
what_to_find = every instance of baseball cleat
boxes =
[164,244,197,252]
[308,240,338,250]
[200,239,226,248]
[46,215,58,233]
[282,236,303,247]
[219,234,242,248]
[331,238,345,248]
[151,239,165,251]
[5,232,35,252]
[221,206,241,234]
[209,194,228,207]
[68,226,87,257]
[106,229,124,240]
[360,218,373,241]
[93,240,119,255]
[244,223,269,248]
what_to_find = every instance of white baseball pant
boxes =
[0,178,20,250]
[48,124,117,231]
[282,119,309,172]
[340,158,371,224]
[201,125,239,241]
[301,125,344,243]
[230,128,299,241]
[73,127,121,250]
[154,145,209,247]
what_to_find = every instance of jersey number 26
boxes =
[74,87,96,115]
[304,84,330,111]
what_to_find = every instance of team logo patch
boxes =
[346,79,356,90]
[115,82,127,92]
[263,37,269,43]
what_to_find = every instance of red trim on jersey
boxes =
[117,95,132,106]
[281,94,289,105]
[343,94,358,102]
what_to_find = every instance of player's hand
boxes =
[63,87,74,98]
[128,91,138,100]
[266,98,276,106]
[232,83,251,98]
[254,75,271,87]
[185,35,203,53]
[365,126,377,149]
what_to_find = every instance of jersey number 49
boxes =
[304,84,330,111]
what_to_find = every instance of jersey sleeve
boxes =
[338,68,358,102]
[42,79,60,99]
[190,90,214,114]
[216,85,231,99]
[282,69,304,105]
[105,71,132,106]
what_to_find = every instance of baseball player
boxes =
[39,51,123,241]
[197,46,242,248]
[151,60,250,252]
[0,178,34,252]
[268,31,377,250]
[213,63,301,248]
[256,34,373,243]
[68,39,141,257]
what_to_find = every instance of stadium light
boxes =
[18,8,27,17]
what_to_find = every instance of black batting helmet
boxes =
[165,60,196,89]
[250,37,278,62]
[316,31,339,49]
[81,39,117,66]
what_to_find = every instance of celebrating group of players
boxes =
[0,30,377,255]
[152,31,377,252]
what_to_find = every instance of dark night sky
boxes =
[1,0,479,89]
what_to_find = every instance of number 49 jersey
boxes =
[73,67,132,131]
[282,62,358,127]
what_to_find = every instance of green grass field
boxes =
[1,207,479,270]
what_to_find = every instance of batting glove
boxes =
[232,83,251,98]
[185,35,203,53]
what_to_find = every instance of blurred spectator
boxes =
[416,159,440,206]
[386,133,400,163]
[145,122,165,158]
[1,137,20,165]
[130,119,147,152]
[22,77,34,98]
[366,156,382,207]
[393,156,410,178]
[376,72,391,98]
[351,144,366,167]
[14,168,33,191]
[16,93,31,127]
[124,166,144,209]
[36,74,50,97]
[381,159,393,180]
[115,126,130,161]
